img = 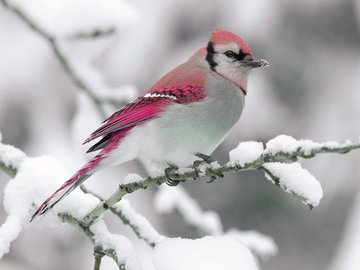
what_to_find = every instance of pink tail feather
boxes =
[31,127,129,222]
[30,153,104,222]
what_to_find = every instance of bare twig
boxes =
[0,0,108,117]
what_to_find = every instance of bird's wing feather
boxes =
[84,64,208,145]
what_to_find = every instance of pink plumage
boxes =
[210,28,253,55]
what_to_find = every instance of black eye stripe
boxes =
[237,50,247,61]
[223,49,247,61]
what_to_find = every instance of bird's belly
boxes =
[138,86,245,168]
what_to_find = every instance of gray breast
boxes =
[152,73,245,159]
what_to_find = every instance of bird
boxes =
[31,28,269,221]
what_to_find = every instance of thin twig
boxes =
[0,0,107,117]
[58,213,125,269]
[0,161,17,178]
[80,185,165,247]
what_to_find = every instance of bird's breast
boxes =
[137,74,245,168]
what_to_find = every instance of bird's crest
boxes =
[210,29,252,55]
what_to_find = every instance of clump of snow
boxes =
[176,167,194,175]
[195,161,221,177]
[0,155,100,258]
[264,134,354,156]
[264,135,320,155]
[114,199,167,245]
[154,186,222,235]
[263,162,323,207]
[91,219,141,270]
[0,138,27,170]
[228,141,264,166]
[153,236,258,270]
[226,229,278,260]
[123,173,144,185]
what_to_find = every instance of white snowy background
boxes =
[1,0,360,269]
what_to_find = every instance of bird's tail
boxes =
[30,152,106,222]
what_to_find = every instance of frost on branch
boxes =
[113,199,167,246]
[153,236,258,270]
[263,162,323,208]
[228,141,264,166]
[226,135,359,208]
[0,132,26,177]
[91,219,141,270]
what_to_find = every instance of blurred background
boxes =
[1,0,360,269]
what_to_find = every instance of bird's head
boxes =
[205,29,269,93]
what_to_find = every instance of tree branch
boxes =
[81,140,360,226]
[58,213,125,269]
[0,161,17,178]
[80,185,167,247]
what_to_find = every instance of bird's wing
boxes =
[83,63,207,149]
[84,85,206,145]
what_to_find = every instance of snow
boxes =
[114,199,167,245]
[9,0,138,37]
[226,229,278,260]
[153,236,258,270]
[196,161,222,177]
[123,173,144,185]
[0,134,27,170]
[91,219,141,270]
[154,186,222,235]
[263,162,323,207]
[228,141,264,166]
[0,155,101,258]
[264,134,353,156]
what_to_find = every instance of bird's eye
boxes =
[224,51,236,58]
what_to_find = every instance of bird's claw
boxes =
[165,165,183,186]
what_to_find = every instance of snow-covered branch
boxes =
[80,185,167,247]
[81,135,360,227]
[2,129,360,268]
[0,133,26,178]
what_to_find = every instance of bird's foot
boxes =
[165,164,184,186]
[193,153,224,183]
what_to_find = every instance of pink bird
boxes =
[31,29,269,221]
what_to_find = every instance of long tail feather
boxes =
[30,153,104,222]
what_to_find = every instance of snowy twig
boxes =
[93,247,104,270]
[58,213,125,269]
[0,0,111,117]
[67,28,116,40]
[81,138,360,225]
[0,161,17,178]
[80,185,167,247]
[0,133,26,178]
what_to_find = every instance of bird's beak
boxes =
[242,59,270,69]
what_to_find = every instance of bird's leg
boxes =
[193,153,224,183]
[165,164,183,186]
